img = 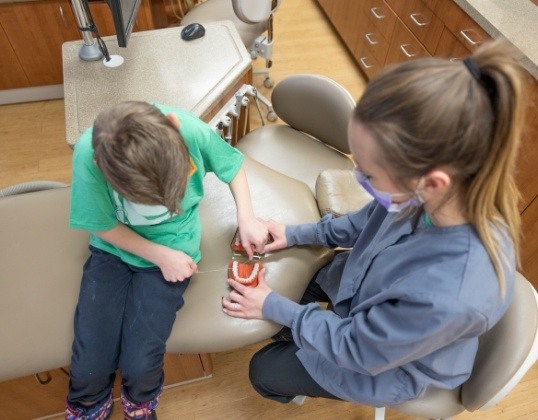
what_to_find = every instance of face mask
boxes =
[353,168,424,213]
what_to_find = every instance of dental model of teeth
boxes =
[228,260,262,287]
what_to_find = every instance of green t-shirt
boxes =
[70,104,244,267]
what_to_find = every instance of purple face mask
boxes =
[353,168,423,213]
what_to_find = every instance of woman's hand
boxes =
[222,268,272,319]
[262,219,287,253]
[238,217,269,259]
[155,246,197,282]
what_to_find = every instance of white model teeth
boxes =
[231,261,259,284]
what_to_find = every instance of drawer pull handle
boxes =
[460,29,482,46]
[370,7,386,19]
[400,44,416,58]
[365,33,379,45]
[410,13,429,26]
[360,57,374,69]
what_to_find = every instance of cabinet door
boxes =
[0,1,81,87]
[355,41,384,80]
[0,21,29,89]
[384,20,430,66]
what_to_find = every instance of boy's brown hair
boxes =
[92,101,190,214]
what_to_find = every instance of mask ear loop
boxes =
[413,176,426,204]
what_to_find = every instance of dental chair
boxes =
[181,0,280,121]
[235,74,370,202]
[374,271,538,419]
[0,155,332,385]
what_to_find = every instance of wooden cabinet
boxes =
[0,0,166,89]
[317,0,538,289]
[317,0,492,78]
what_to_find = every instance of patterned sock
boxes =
[65,393,113,419]
[121,387,162,419]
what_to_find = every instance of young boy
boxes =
[66,101,267,419]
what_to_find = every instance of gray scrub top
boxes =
[263,201,515,405]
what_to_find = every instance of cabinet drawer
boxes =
[385,0,444,54]
[366,0,397,42]
[385,20,430,66]
[436,1,491,51]
[355,42,384,80]
[434,26,471,60]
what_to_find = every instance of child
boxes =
[66,101,268,419]
[222,40,526,406]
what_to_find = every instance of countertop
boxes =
[454,0,537,79]
[62,21,251,146]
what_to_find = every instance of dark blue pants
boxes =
[68,247,190,405]
[249,272,340,403]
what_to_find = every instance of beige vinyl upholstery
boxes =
[315,169,372,217]
[236,74,356,194]
[380,272,538,419]
[0,156,333,382]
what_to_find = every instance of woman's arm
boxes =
[94,224,197,282]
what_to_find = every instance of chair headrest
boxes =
[232,0,273,24]
[271,74,356,154]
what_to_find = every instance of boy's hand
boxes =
[261,219,287,253]
[238,217,269,259]
[156,247,197,282]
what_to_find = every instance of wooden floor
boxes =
[1,0,537,418]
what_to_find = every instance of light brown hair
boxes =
[353,40,527,292]
[92,101,190,214]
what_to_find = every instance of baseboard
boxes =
[0,85,64,105]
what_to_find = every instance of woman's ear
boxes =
[166,113,180,129]
[422,170,451,196]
